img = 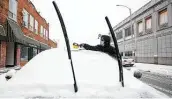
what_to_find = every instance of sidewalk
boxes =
[0,66,21,75]
[134,63,172,77]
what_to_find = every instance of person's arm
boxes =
[81,43,100,51]
[107,46,117,58]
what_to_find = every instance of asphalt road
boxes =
[125,67,172,97]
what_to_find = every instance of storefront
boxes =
[6,18,50,67]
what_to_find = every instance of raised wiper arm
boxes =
[52,1,78,92]
[105,16,124,87]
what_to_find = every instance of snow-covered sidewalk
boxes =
[134,63,172,77]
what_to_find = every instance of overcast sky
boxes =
[31,0,150,46]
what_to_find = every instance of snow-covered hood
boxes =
[0,48,169,98]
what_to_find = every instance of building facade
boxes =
[0,0,57,68]
[112,0,172,65]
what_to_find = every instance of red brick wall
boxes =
[17,0,49,45]
[0,41,6,68]
[0,0,9,24]
[48,39,57,48]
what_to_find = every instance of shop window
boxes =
[33,48,37,57]
[20,45,28,61]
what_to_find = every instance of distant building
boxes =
[0,0,57,68]
[112,0,172,65]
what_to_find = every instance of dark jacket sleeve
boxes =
[83,44,101,51]
[105,46,117,58]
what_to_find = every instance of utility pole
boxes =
[116,5,134,58]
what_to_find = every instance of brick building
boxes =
[0,0,57,68]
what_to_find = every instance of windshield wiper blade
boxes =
[105,16,124,87]
[52,1,78,92]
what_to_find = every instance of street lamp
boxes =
[116,5,135,59]
[116,5,132,16]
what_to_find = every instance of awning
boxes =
[40,42,50,50]
[7,18,50,50]
[0,25,7,41]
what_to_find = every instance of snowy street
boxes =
[125,63,172,97]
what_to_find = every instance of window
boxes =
[132,24,134,36]
[35,20,38,34]
[9,0,17,21]
[23,9,29,28]
[120,52,123,56]
[44,28,46,38]
[138,21,143,33]
[159,9,168,26]
[116,31,123,40]
[40,25,44,37]
[125,27,131,37]
[20,45,28,61]
[145,17,152,30]
[125,51,132,56]
[33,48,37,57]
[29,15,34,31]
[46,30,49,40]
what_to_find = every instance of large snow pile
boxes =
[0,48,169,98]
[7,48,74,85]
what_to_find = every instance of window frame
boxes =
[125,26,131,37]
[22,9,29,28]
[8,0,18,21]
[40,25,44,37]
[137,20,143,36]
[116,31,123,40]
[145,16,153,34]
[20,45,29,61]
[145,16,152,30]
[29,15,34,32]
[34,20,38,34]
[158,8,168,28]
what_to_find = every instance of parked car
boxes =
[122,57,135,67]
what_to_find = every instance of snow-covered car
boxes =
[122,57,135,67]
[0,48,168,98]
[0,1,168,98]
